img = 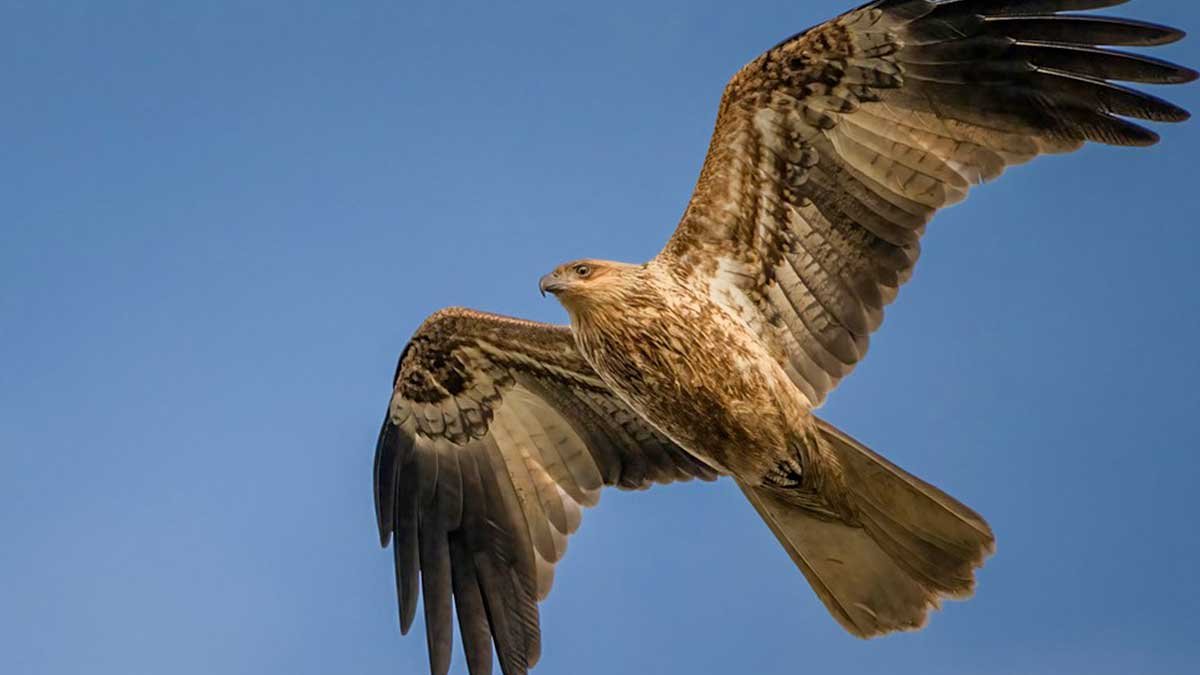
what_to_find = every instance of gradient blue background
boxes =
[3,2,1198,674]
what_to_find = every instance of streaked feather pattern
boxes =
[662,0,1194,407]
[374,308,717,675]
[378,1,1192,672]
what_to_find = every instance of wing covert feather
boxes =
[374,308,717,675]
[660,0,1194,407]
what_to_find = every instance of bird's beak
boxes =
[539,273,565,297]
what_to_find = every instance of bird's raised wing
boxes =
[660,0,1194,407]
[374,308,717,675]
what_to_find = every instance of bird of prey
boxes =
[373,1,1194,673]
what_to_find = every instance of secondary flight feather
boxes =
[373,2,1194,673]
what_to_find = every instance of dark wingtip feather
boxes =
[1136,132,1161,147]
[951,0,1131,16]
[978,16,1189,48]
[1159,25,1187,46]
[1014,43,1200,85]
[450,451,496,675]
[1034,68,1195,123]
[373,422,397,548]
[395,466,421,635]
[1095,115,1160,147]
[420,509,454,675]
[1150,62,1198,85]
[1122,126,1160,147]
[1097,19,1186,47]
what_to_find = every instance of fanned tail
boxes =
[740,419,994,637]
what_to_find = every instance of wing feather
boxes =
[419,480,454,675]
[392,445,420,634]
[449,450,494,675]
[375,308,717,674]
[661,0,1193,406]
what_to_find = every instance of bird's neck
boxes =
[565,267,674,367]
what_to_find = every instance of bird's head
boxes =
[539,259,639,312]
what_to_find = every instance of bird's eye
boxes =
[574,265,591,278]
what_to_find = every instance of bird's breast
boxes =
[571,280,804,478]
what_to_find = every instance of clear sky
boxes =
[3,1,1198,674]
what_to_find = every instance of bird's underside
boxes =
[374,2,1194,674]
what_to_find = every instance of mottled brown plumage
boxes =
[375,2,1194,673]
[546,260,822,486]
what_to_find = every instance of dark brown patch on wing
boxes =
[660,0,1194,407]
[374,307,718,675]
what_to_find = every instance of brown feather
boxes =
[373,309,716,674]
[377,1,1191,671]
[660,0,1191,405]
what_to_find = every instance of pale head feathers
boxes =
[539,259,643,314]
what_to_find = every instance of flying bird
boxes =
[373,1,1194,673]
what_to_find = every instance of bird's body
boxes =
[541,256,993,636]
[562,260,809,482]
[373,2,1195,673]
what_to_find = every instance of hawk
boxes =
[373,1,1194,673]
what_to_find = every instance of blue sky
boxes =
[3,1,1198,674]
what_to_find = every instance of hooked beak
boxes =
[539,273,566,297]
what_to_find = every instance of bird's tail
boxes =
[739,419,994,637]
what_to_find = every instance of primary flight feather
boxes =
[373,1,1195,673]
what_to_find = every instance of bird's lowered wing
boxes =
[660,0,1195,408]
[374,308,717,675]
